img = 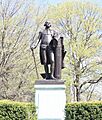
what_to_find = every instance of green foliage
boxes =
[0,100,37,120]
[48,1,102,101]
[65,101,102,120]
[0,0,46,101]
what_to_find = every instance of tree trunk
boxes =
[74,74,80,101]
[75,86,80,101]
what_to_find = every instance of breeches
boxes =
[40,46,54,65]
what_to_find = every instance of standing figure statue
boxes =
[30,21,66,80]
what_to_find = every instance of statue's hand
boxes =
[30,44,36,50]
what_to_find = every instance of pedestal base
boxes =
[34,80,66,120]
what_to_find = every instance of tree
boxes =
[0,0,46,101]
[48,1,102,101]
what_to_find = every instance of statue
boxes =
[30,21,66,80]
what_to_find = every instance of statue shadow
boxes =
[41,73,51,79]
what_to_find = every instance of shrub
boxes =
[65,101,102,120]
[0,100,37,120]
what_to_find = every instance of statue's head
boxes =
[44,21,51,28]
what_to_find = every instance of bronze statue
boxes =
[30,21,66,80]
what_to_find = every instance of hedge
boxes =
[0,100,37,120]
[65,101,102,120]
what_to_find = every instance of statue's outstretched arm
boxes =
[30,32,42,50]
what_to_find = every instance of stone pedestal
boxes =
[34,80,66,120]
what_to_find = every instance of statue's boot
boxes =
[50,75,56,80]
[45,74,49,79]
[44,65,49,79]
[50,63,56,80]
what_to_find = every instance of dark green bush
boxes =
[65,101,102,120]
[0,100,36,120]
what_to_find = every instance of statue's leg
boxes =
[49,51,55,79]
[44,64,49,79]
[41,49,49,79]
[40,48,49,79]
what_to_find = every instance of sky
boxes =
[35,0,102,7]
